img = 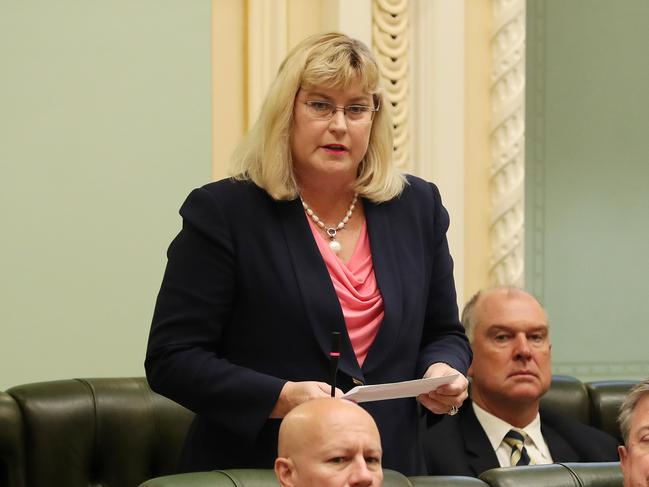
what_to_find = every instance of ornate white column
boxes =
[489,0,526,287]
[372,0,410,170]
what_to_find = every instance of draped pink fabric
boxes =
[307,217,384,367]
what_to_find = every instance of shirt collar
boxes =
[472,401,544,450]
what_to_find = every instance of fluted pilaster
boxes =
[372,0,410,169]
[489,0,526,287]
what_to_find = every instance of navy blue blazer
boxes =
[423,398,620,476]
[145,175,471,476]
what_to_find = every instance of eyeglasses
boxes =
[302,100,379,123]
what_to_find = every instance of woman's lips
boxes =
[321,144,348,154]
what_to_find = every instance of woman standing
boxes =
[146,32,470,475]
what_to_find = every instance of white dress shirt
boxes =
[472,401,553,467]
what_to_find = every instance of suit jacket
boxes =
[145,175,471,476]
[423,398,620,477]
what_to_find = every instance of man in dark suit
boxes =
[423,287,619,476]
[618,379,649,487]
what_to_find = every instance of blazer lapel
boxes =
[461,402,501,476]
[543,422,580,462]
[361,200,403,375]
[276,198,363,381]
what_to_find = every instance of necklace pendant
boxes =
[300,193,358,257]
[329,239,342,254]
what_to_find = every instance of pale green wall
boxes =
[0,2,211,389]
[526,0,649,381]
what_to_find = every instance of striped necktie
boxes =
[502,429,532,466]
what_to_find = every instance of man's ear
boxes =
[275,457,296,487]
[618,444,629,481]
[618,445,628,466]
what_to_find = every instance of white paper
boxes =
[342,374,459,403]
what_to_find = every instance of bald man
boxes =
[424,287,618,476]
[274,398,383,487]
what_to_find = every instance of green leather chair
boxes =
[479,462,622,487]
[0,391,25,487]
[140,469,282,487]
[139,469,490,487]
[138,464,622,487]
[586,380,638,443]
[140,469,406,487]
[540,375,591,425]
[6,378,194,487]
[406,475,488,487]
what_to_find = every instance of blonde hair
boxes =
[230,32,405,202]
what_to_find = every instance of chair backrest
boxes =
[479,462,622,487]
[140,471,236,487]
[0,391,25,487]
[140,469,415,487]
[7,377,194,487]
[540,375,591,425]
[586,380,638,442]
[409,476,489,487]
[139,464,622,487]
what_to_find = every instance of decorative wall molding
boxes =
[372,0,410,170]
[554,361,649,380]
[489,0,526,287]
[246,0,287,128]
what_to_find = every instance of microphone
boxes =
[329,331,341,397]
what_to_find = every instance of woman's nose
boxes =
[328,108,348,132]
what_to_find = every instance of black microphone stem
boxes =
[330,331,341,397]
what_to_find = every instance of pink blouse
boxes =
[307,217,384,367]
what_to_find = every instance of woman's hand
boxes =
[417,362,469,415]
[270,381,344,418]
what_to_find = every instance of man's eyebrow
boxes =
[485,324,548,333]
[526,326,549,333]
[635,425,649,438]
[485,325,512,333]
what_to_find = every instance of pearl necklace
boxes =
[301,193,358,255]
